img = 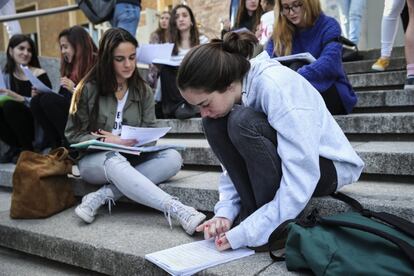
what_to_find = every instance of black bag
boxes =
[268,192,414,275]
[324,36,363,62]
[76,0,116,25]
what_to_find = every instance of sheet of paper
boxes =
[145,239,255,276]
[273,52,316,64]
[137,43,174,65]
[20,65,55,93]
[0,70,6,89]
[152,57,182,67]
[120,126,171,146]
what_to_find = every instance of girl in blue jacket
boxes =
[177,31,364,251]
[266,0,356,115]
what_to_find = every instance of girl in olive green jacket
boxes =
[65,28,205,235]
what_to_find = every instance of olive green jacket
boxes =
[65,81,155,144]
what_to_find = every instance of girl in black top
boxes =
[0,34,51,163]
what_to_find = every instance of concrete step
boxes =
[355,89,414,109]
[158,139,414,176]
[155,112,414,135]
[344,57,406,75]
[358,46,405,60]
[349,71,406,89]
[0,246,104,276]
[1,167,413,214]
[0,189,297,276]
[0,176,413,275]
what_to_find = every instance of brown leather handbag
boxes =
[10,148,76,219]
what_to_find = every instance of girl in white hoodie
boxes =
[177,32,364,251]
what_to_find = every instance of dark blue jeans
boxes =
[203,105,338,221]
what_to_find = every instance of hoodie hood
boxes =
[242,51,282,104]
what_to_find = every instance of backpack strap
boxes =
[268,219,296,261]
[322,35,358,49]
[332,192,414,238]
[319,216,414,265]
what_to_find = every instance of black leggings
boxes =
[203,105,338,221]
[30,93,70,148]
[0,100,34,150]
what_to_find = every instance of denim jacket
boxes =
[65,81,155,144]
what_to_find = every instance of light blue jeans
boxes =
[110,3,140,37]
[78,149,182,211]
[337,0,367,45]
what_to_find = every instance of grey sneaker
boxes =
[75,187,115,223]
[164,198,206,235]
[404,75,414,90]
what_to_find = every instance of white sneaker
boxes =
[164,198,206,235]
[75,187,114,223]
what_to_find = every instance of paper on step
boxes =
[145,239,255,276]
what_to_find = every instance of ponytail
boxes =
[177,31,258,93]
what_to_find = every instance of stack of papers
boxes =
[70,126,184,155]
[145,239,255,276]
[137,43,174,65]
[273,52,316,64]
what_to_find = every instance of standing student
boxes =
[65,28,205,234]
[176,32,364,251]
[30,26,97,149]
[372,0,406,71]
[337,0,367,45]
[110,0,141,37]
[0,34,51,163]
[159,4,207,119]
[266,0,357,115]
[404,0,414,89]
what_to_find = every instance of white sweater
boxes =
[214,52,364,249]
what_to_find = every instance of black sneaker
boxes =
[404,75,414,90]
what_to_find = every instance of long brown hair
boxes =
[4,34,41,74]
[177,32,257,93]
[69,28,146,130]
[235,0,263,31]
[58,26,97,84]
[273,0,321,56]
[169,4,200,55]
[153,11,170,43]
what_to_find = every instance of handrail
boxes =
[0,4,79,22]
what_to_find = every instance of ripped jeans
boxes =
[78,149,182,211]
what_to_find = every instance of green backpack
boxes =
[269,192,414,275]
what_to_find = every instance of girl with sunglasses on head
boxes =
[0,34,51,163]
[30,26,97,150]
[266,0,357,115]
[176,31,364,251]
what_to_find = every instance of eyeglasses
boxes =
[281,2,303,15]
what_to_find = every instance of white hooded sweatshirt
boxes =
[214,52,364,249]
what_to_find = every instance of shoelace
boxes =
[105,197,116,215]
[163,198,193,229]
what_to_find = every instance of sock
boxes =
[406,64,414,77]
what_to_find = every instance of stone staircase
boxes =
[0,47,413,275]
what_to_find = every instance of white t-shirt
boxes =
[112,90,129,136]
[259,11,275,45]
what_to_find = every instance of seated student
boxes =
[31,26,97,149]
[159,4,208,119]
[256,0,275,45]
[266,0,357,115]
[176,32,364,251]
[0,34,52,163]
[65,28,206,235]
[147,11,171,89]
[223,0,264,37]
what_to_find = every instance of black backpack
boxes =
[76,0,116,25]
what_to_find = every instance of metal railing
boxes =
[0,4,79,22]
